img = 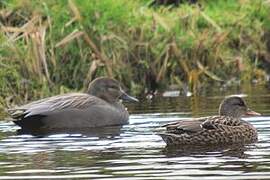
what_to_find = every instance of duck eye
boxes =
[108,85,118,90]
[234,101,245,106]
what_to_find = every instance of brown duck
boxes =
[159,96,261,146]
[8,77,138,131]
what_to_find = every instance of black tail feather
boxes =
[13,115,46,131]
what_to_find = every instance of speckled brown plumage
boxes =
[159,96,260,146]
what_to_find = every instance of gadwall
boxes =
[159,96,261,146]
[8,77,138,131]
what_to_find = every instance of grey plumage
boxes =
[8,77,138,131]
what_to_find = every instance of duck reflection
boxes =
[162,143,255,158]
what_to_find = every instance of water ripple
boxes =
[0,94,270,179]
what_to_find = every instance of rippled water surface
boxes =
[0,86,270,179]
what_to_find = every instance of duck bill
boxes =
[245,108,261,116]
[120,90,139,102]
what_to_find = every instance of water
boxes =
[0,86,270,179]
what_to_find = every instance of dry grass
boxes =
[0,0,270,107]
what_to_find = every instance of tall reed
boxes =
[0,0,270,107]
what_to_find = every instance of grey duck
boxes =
[8,77,138,131]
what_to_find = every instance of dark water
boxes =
[0,86,270,179]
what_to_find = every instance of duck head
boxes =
[87,77,138,103]
[219,96,261,118]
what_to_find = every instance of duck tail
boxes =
[158,133,180,146]
[13,119,24,127]
[13,115,46,131]
[7,108,26,119]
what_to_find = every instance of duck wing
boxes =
[163,116,241,135]
[8,93,106,119]
[163,118,205,134]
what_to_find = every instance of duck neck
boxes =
[87,88,115,104]
[219,104,242,119]
[100,94,117,104]
[219,111,242,119]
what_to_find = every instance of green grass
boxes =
[0,0,270,107]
